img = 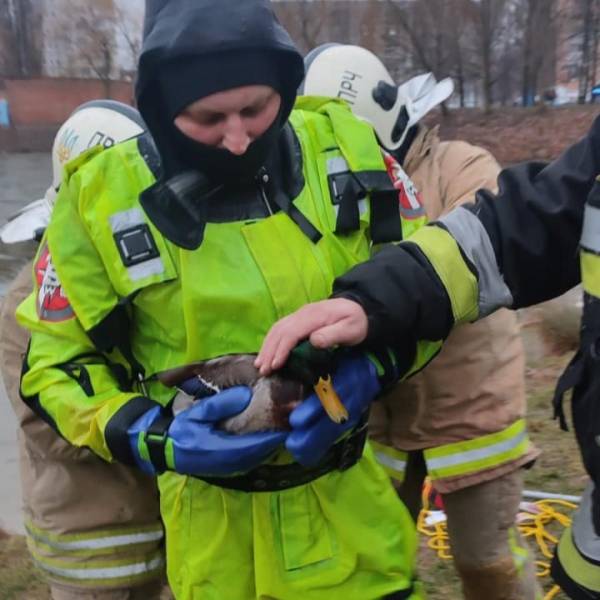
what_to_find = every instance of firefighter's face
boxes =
[174,85,281,155]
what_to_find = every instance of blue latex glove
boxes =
[286,355,381,466]
[128,385,286,477]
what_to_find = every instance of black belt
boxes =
[199,421,368,492]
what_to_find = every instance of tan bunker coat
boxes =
[370,126,539,494]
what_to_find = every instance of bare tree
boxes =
[51,0,141,95]
[560,0,600,103]
[591,1,600,92]
[446,0,480,107]
[72,3,115,96]
[114,3,142,78]
[386,0,479,108]
[469,0,514,112]
[386,0,439,76]
[274,0,329,53]
[2,0,42,77]
[520,0,543,105]
[578,0,595,102]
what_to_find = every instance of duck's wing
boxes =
[221,375,306,433]
[156,354,261,389]
[156,355,307,433]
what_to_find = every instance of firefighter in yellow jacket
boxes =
[17,1,435,598]
[301,44,540,600]
[256,113,600,599]
[0,100,166,600]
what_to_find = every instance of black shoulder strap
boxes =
[356,172,404,245]
[265,126,322,244]
[328,169,403,244]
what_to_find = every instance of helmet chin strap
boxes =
[389,124,419,166]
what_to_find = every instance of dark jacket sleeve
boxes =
[333,115,600,350]
[474,114,600,308]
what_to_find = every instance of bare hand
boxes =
[255,298,368,376]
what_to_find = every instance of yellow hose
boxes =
[417,486,577,600]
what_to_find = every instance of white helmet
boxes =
[301,44,454,151]
[1,100,146,244]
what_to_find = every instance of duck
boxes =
[156,342,348,434]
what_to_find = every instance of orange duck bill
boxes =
[313,375,348,424]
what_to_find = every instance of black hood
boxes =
[136,0,305,180]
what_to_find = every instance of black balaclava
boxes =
[135,0,305,249]
[136,0,305,184]
[158,50,288,183]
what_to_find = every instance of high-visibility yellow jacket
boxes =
[18,98,430,599]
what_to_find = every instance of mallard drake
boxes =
[157,344,348,433]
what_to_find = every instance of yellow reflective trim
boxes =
[557,527,600,592]
[407,225,479,324]
[28,544,164,587]
[581,250,600,298]
[25,519,163,546]
[26,534,161,560]
[425,419,530,480]
[370,440,407,482]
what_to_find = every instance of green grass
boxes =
[0,536,48,600]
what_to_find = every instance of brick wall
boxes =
[4,78,134,126]
[0,78,134,151]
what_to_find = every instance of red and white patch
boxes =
[35,243,74,322]
[383,151,426,219]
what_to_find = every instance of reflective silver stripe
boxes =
[26,526,164,552]
[581,205,600,253]
[327,156,349,175]
[328,156,349,206]
[572,482,600,560]
[426,429,527,471]
[374,451,407,473]
[328,157,368,217]
[109,208,147,233]
[400,206,425,219]
[439,206,513,317]
[34,556,165,581]
[109,208,165,281]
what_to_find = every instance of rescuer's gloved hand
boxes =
[285,354,381,466]
[128,386,286,476]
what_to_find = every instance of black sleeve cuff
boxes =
[105,396,161,465]
[332,242,453,348]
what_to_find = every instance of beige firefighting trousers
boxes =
[400,451,541,600]
[0,263,168,599]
